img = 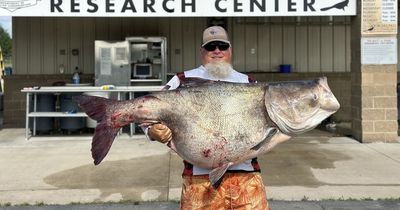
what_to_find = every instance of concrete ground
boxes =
[0,128,400,206]
[1,201,400,210]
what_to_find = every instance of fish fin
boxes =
[178,77,233,89]
[251,127,278,151]
[178,77,216,88]
[209,162,233,189]
[73,95,120,165]
[73,95,116,121]
[167,140,178,153]
[91,122,120,165]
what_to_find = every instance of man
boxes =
[147,26,270,209]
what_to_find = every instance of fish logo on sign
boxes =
[0,0,40,12]
[320,0,349,11]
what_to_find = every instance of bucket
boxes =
[279,64,291,73]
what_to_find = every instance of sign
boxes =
[361,37,397,64]
[0,0,356,17]
[362,0,397,34]
[0,0,40,12]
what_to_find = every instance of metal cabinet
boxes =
[94,40,131,86]
[126,37,168,85]
[94,37,167,87]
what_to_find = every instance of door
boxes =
[94,40,130,86]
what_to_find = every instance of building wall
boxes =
[7,16,354,128]
[12,17,351,75]
[3,74,94,128]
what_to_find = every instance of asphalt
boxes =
[0,128,400,208]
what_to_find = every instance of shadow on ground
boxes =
[44,154,171,201]
[44,134,352,200]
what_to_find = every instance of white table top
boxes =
[130,79,162,82]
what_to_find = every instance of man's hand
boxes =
[148,124,172,144]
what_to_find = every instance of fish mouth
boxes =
[318,77,341,112]
[320,95,340,113]
[325,106,340,113]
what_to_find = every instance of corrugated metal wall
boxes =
[13,17,352,75]
[227,17,350,72]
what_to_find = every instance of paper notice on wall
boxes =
[362,0,397,35]
[100,47,112,75]
[381,0,397,22]
[115,47,127,62]
[361,37,397,64]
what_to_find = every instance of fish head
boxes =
[314,77,341,113]
[265,77,340,135]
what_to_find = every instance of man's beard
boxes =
[204,61,233,79]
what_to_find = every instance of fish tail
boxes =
[73,95,112,122]
[73,95,121,165]
[91,120,120,165]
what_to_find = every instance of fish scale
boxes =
[155,84,268,167]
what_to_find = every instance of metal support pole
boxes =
[25,93,30,140]
[33,93,37,136]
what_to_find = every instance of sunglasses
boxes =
[203,41,230,51]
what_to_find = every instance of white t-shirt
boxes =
[166,65,256,175]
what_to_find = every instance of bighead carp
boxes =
[74,77,340,187]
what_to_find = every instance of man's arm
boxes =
[145,75,180,144]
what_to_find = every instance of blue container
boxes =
[29,94,55,132]
[279,64,291,73]
[4,67,12,75]
[60,93,85,132]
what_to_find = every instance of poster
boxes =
[361,37,397,64]
[362,0,397,34]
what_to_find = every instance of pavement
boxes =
[0,128,400,207]
[1,201,400,210]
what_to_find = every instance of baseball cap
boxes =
[201,26,230,47]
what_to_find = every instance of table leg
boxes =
[33,93,37,136]
[25,93,30,140]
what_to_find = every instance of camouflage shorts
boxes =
[180,172,270,210]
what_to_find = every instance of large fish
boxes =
[74,77,340,187]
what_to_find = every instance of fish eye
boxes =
[313,93,318,100]
[307,93,318,107]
